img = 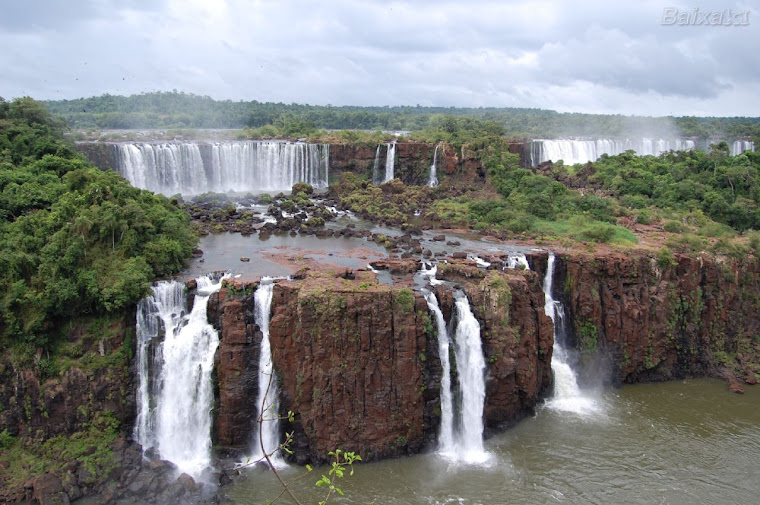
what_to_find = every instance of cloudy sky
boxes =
[1,0,758,116]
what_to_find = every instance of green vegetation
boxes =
[0,97,197,353]
[0,410,120,490]
[577,146,760,231]
[44,91,760,144]
[578,319,599,354]
[395,288,415,314]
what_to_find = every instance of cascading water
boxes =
[134,274,227,478]
[428,144,440,187]
[529,138,696,166]
[423,291,455,454]
[372,145,382,184]
[505,253,530,270]
[420,266,489,464]
[542,252,600,414]
[451,291,489,463]
[134,280,186,453]
[116,141,329,195]
[384,142,396,183]
[731,140,755,156]
[119,142,207,195]
[248,279,283,466]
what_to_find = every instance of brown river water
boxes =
[223,379,759,505]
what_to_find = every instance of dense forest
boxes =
[0,97,197,354]
[45,91,760,142]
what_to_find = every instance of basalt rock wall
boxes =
[558,251,760,388]
[208,266,554,464]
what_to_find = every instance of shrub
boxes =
[663,220,683,233]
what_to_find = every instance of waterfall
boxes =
[420,265,489,464]
[249,279,283,466]
[134,280,186,454]
[451,291,489,463]
[384,142,396,183]
[731,140,755,156]
[372,145,382,184]
[542,253,599,414]
[134,275,227,478]
[467,253,491,268]
[118,142,207,195]
[505,253,530,270]
[423,291,455,454]
[115,141,329,196]
[530,138,696,166]
[428,144,440,187]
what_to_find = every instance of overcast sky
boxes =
[1,0,758,116]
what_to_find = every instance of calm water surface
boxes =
[223,379,760,505]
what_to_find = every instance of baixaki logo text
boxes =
[661,8,750,26]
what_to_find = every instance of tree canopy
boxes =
[0,97,197,351]
[44,91,760,143]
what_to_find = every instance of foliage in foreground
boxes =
[0,97,197,352]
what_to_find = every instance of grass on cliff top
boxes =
[534,218,639,246]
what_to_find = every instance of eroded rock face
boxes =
[329,142,436,186]
[0,314,135,441]
[210,266,554,463]
[208,285,261,448]
[558,252,760,385]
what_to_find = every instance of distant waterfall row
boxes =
[116,141,329,196]
[530,138,755,165]
[731,140,755,156]
[529,138,697,165]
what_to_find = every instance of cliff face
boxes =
[77,140,531,187]
[207,287,261,448]
[0,313,135,441]
[76,142,119,172]
[558,251,760,388]
[209,266,554,464]
[329,142,437,186]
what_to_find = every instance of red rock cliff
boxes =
[209,266,554,463]
[558,251,760,388]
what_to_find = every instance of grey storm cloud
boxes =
[0,0,758,116]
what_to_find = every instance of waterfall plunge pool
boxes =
[224,379,760,505]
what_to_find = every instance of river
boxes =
[223,379,759,505]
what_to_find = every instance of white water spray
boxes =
[423,291,455,454]
[372,145,382,184]
[384,142,396,183]
[731,140,755,156]
[428,144,440,187]
[249,279,284,467]
[530,138,696,166]
[451,291,490,464]
[542,253,600,415]
[116,141,329,195]
[505,253,530,270]
[135,275,227,478]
